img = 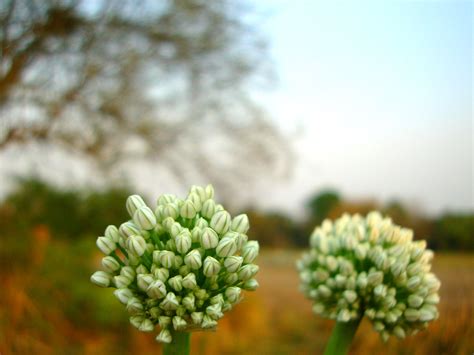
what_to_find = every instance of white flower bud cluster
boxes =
[297,211,440,341]
[90,185,259,343]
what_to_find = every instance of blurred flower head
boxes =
[91,185,259,343]
[297,211,440,341]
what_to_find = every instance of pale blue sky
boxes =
[253,0,473,215]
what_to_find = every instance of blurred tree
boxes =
[430,214,474,250]
[306,190,341,223]
[0,0,289,192]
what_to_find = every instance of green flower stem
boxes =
[323,318,362,355]
[163,331,191,355]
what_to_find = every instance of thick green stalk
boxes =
[323,318,362,355]
[163,331,191,355]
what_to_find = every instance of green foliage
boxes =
[430,214,474,250]
[1,177,132,240]
[306,190,341,223]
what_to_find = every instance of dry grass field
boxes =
[1,246,473,354]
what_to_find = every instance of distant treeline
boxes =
[0,178,472,251]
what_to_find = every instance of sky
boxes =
[0,0,471,217]
[251,0,473,216]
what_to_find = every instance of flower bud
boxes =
[101,256,121,272]
[184,249,202,270]
[147,280,167,299]
[206,303,223,320]
[231,214,250,234]
[133,206,157,230]
[173,316,187,330]
[156,329,172,344]
[224,256,243,273]
[210,210,231,235]
[175,230,192,254]
[114,288,134,304]
[367,271,384,286]
[182,295,195,311]
[191,312,204,325]
[126,297,144,314]
[137,274,154,292]
[203,256,221,277]
[202,314,217,329]
[404,308,420,322]
[105,225,121,243]
[153,267,170,282]
[96,236,116,255]
[160,292,179,311]
[242,278,259,291]
[159,251,176,268]
[126,194,146,217]
[238,264,259,281]
[182,273,197,289]
[242,241,259,263]
[408,294,424,308]
[216,237,238,257]
[90,271,112,287]
[119,222,141,238]
[180,200,197,219]
[191,185,207,201]
[343,290,357,304]
[225,273,239,285]
[187,192,202,211]
[200,228,219,249]
[114,275,132,288]
[225,287,241,303]
[168,275,183,292]
[201,199,216,219]
[126,235,147,256]
[158,316,171,328]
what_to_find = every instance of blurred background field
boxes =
[0,0,472,354]
[0,180,473,354]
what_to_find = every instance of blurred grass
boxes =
[1,233,473,354]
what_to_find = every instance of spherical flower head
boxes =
[91,185,259,343]
[297,211,440,341]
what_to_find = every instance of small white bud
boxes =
[172,316,187,330]
[205,184,214,199]
[225,273,239,285]
[105,225,121,243]
[153,267,170,282]
[182,293,196,311]
[168,275,183,292]
[224,256,243,273]
[137,274,154,292]
[231,214,250,234]
[242,241,259,263]
[393,326,406,339]
[225,286,241,303]
[367,271,384,286]
[200,228,219,249]
[147,279,167,299]
[202,314,217,329]
[182,273,197,289]
[156,329,172,344]
[96,236,116,255]
[90,271,112,287]
[180,200,197,219]
[133,206,157,230]
[126,235,147,256]
[126,194,146,217]
[190,185,207,201]
[201,199,216,219]
[206,303,223,320]
[126,297,143,314]
[158,316,171,328]
[187,192,202,211]
[160,292,179,311]
[203,256,221,277]
[343,290,357,304]
[184,250,202,270]
[407,276,422,291]
[317,285,332,298]
[404,308,420,322]
[114,275,132,288]
[238,264,259,281]
[114,288,134,304]
[191,312,204,325]
[101,256,121,272]
[210,210,231,235]
[119,222,140,238]
[337,309,351,322]
[175,230,192,254]
[216,237,238,257]
[160,251,176,269]
[408,294,424,308]
[242,278,259,291]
